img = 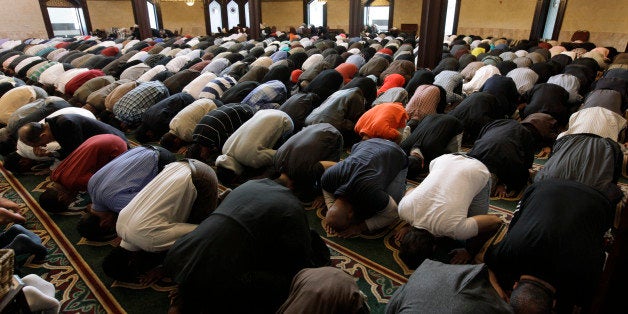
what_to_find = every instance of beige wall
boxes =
[261,1,303,32]
[327,0,350,33]
[87,0,135,32]
[0,0,47,39]
[457,0,536,40]
[160,2,206,36]
[392,0,421,30]
[558,0,628,50]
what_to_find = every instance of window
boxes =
[227,0,240,30]
[209,0,223,33]
[542,0,561,40]
[47,7,87,37]
[307,0,325,27]
[444,0,458,36]
[244,2,250,28]
[147,1,159,30]
[364,5,389,33]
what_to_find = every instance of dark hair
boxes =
[2,151,30,173]
[185,143,202,160]
[20,122,45,145]
[102,246,135,281]
[39,189,69,213]
[407,155,424,179]
[77,213,117,241]
[216,166,237,185]
[399,227,435,270]
[510,279,555,314]
[159,132,181,152]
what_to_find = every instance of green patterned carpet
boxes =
[0,156,532,313]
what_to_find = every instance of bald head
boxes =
[325,197,354,231]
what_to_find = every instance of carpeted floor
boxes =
[1,155,557,314]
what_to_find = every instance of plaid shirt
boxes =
[242,80,287,110]
[113,81,169,126]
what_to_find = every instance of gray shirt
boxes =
[386,259,513,314]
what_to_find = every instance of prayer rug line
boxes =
[0,166,126,314]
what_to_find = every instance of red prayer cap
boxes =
[290,69,303,83]
[141,45,154,52]
[377,73,405,95]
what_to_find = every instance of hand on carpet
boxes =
[535,146,551,158]
[139,266,166,285]
[394,224,410,242]
[325,220,367,238]
[492,184,508,198]
[311,195,325,209]
[0,207,26,224]
[449,248,471,264]
[0,197,19,211]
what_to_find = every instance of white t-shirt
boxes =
[398,154,490,240]
[117,162,197,252]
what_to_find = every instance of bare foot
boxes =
[450,248,471,264]
[0,197,19,211]
[492,184,508,198]
[311,195,325,209]
[394,224,410,242]
[139,266,166,285]
[0,207,26,224]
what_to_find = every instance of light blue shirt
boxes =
[87,147,160,213]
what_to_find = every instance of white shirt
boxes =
[117,162,198,252]
[558,107,626,142]
[462,65,501,95]
[398,154,490,240]
[126,51,149,63]
[136,64,167,83]
[165,55,190,73]
[182,72,217,99]
[169,99,217,141]
[55,68,89,94]
[38,63,66,86]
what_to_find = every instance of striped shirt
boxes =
[507,68,539,95]
[547,74,582,102]
[192,104,256,148]
[558,107,626,142]
[182,72,217,99]
[198,76,236,100]
[406,85,441,121]
[113,81,170,126]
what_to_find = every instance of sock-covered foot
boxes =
[22,286,60,314]
[22,274,56,298]
[5,234,47,261]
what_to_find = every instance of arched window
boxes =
[362,0,393,33]
[207,0,250,34]
[40,0,91,38]
[305,0,327,28]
